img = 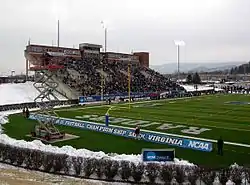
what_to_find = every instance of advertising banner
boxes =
[79,96,85,104]
[79,92,153,103]
[142,149,175,162]
[29,113,213,152]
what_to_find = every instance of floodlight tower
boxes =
[128,52,132,110]
[101,21,107,53]
[174,40,185,83]
[101,21,107,102]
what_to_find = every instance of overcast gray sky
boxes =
[1,0,250,75]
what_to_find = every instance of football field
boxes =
[57,94,250,145]
[5,94,250,168]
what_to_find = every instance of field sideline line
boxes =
[55,95,250,148]
[108,122,250,148]
[60,115,250,149]
[55,95,211,112]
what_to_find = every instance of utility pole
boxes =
[57,20,60,47]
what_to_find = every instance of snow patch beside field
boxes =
[0,82,66,106]
[0,110,194,166]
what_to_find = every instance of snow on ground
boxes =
[0,82,66,106]
[0,110,193,184]
[180,84,224,92]
[0,163,130,185]
[0,82,247,184]
[0,82,210,184]
[0,109,194,166]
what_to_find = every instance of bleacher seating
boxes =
[57,57,183,96]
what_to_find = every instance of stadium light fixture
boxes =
[174,40,185,46]
[11,70,15,76]
[174,40,185,83]
[100,21,108,102]
[57,20,60,47]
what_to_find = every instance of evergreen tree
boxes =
[229,62,250,74]
[230,68,234,74]
[186,74,193,84]
[238,65,244,74]
[192,72,201,84]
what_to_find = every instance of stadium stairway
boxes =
[53,77,79,99]
[50,72,79,99]
[66,68,81,80]
[96,69,109,78]
[119,69,134,78]
[140,70,151,78]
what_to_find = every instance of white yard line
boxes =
[55,96,207,112]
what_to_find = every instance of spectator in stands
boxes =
[57,55,184,97]
[217,136,224,156]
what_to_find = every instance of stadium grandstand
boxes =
[24,43,184,99]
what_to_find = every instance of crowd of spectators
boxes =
[58,57,182,96]
[216,84,250,94]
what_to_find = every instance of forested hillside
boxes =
[230,62,250,74]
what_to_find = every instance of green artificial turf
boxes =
[57,94,250,144]
[3,94,250,168]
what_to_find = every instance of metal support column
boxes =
[32,68,61,134]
